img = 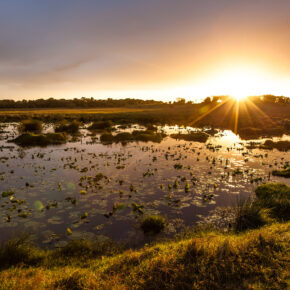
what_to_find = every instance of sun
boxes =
[231,94,248,102]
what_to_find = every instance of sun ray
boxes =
[245,98,275,125]
[234,100,239,134]
[189,97,231,127]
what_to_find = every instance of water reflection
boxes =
[0,123,289,248]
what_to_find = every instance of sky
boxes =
[0,0,290,101]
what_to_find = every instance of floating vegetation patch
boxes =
[100,130,166,144]
[171,131,209,142]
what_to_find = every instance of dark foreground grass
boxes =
[0,222,289,289]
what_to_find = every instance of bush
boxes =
[55,120,80,134]
[255,183,290,220]
[12,132,67,147]
[141,215,166,234]
[19,119,42,133]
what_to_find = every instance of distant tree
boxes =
[202,97,211,104]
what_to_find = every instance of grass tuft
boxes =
[19,119,43,133]
[55,120,80,134]
[141,215,166,234]
[233,198,268,232]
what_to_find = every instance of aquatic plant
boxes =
[2,189,14,198]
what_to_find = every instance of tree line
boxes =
[0,95,288,108]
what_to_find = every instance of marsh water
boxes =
[0,123,289,247]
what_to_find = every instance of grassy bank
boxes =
[0,222,289,289]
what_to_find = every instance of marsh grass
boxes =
[19,119,43,133]
[88,120,113,131]
[272,167,290,178]
[171,131,209,142]
[12,132,67,147]
[55,120,80,134]
[263,140,290,151]
[141,215,166,234]
[0,236,43,270]
[100,130,165,144]
[233,198,268,232]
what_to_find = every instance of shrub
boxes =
[12,132,67,147]
[141,215,166,234]
[255,183,290,220]
[19,119,42,133]
[55,120,80,134]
